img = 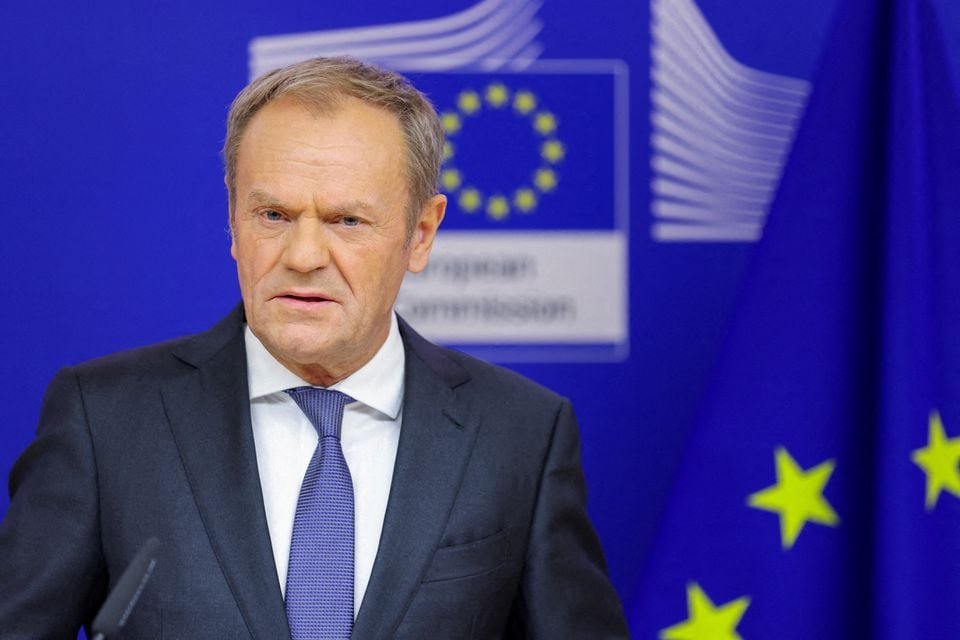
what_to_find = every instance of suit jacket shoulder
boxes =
[0,304,285,639]
[65,305,243,387]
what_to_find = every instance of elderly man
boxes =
[0,57,628,639]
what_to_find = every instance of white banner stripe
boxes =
[652,43,807,123]
[659,0,810,96]
[650,156,775,197]
[255,1,539,62]
[651,111,790,170]
[653,221,762,242]
[651,179,771,210]
[651,200,766,225]
[250,0,525,54]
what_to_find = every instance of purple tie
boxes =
[284,387,355,640]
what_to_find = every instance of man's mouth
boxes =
[283,295,328,302]
[274,291,337,306]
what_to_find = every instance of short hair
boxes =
[223,57,444,235]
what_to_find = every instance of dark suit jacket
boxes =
[0,306,628,639]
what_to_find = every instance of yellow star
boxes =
[513,188,538,213]
[748,446,839,549]
[513,90,537,114]
[457,90,481,115]
[534,168,558,192]
[442,141,455,161]
[486,195,510,220]
[458,188,482,213]
[485,83,510,108]
[541,139,566,163]
[660,583,750,640]
[441,112,461,134]
[911,411,960,511]
[533,111,557,135]
[440,169,462,191]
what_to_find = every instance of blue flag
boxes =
[633,0,960,637]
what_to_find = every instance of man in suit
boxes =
[0,57,628,638]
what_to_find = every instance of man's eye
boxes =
[341,216,361,227]
[262,210,284,222]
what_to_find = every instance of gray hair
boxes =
[223,56,444,235]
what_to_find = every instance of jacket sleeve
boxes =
[0,368,107,638]
[507,399,630,639]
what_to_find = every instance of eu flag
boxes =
[408,67,620,232]
[633,0,960,637]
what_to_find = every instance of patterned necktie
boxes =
[284,387,355,640]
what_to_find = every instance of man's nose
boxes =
[282,217,331,272]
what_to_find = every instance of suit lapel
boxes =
[352,321,477,639]
[162,309,291,640]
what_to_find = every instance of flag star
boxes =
[911,411,960,511]
[440,169,462,191]
[532,111,557,135]
[458,188,482,213]
[486,195,510,220]
[513,188,538,212]
[534,168,558,192]
[457,90,482,115]
[541,139,566,163]
[485,83,510,108]
[748,446,839,549]
[441,112,462,134]
[660,583,750,640]
[513,90,537,114]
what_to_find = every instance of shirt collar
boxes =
[244,313,405,420]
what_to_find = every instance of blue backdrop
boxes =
[3,1,959,636]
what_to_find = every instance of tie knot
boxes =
[286,387,354,438]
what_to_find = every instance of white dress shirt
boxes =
[244,314,404,617]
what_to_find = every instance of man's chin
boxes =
[253,320,339,358]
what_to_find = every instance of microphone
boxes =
[90,537,160,640]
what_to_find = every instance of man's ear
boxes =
[407,194,447,273]
[227,177,238,260]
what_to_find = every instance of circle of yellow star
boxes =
[457,90,481,115]
[438,84,565,220]
[513,90,537,114]
[911,411,960,511]
[485,83,510,108]
[660,583,750,640]
[747,446,840,549]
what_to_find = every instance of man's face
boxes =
[231,95,445,385]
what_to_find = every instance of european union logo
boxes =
[410,66,621,232]
[437,81,566,221]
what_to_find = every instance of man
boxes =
[0,57,627,638]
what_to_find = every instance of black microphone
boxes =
[90,537,160,640]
